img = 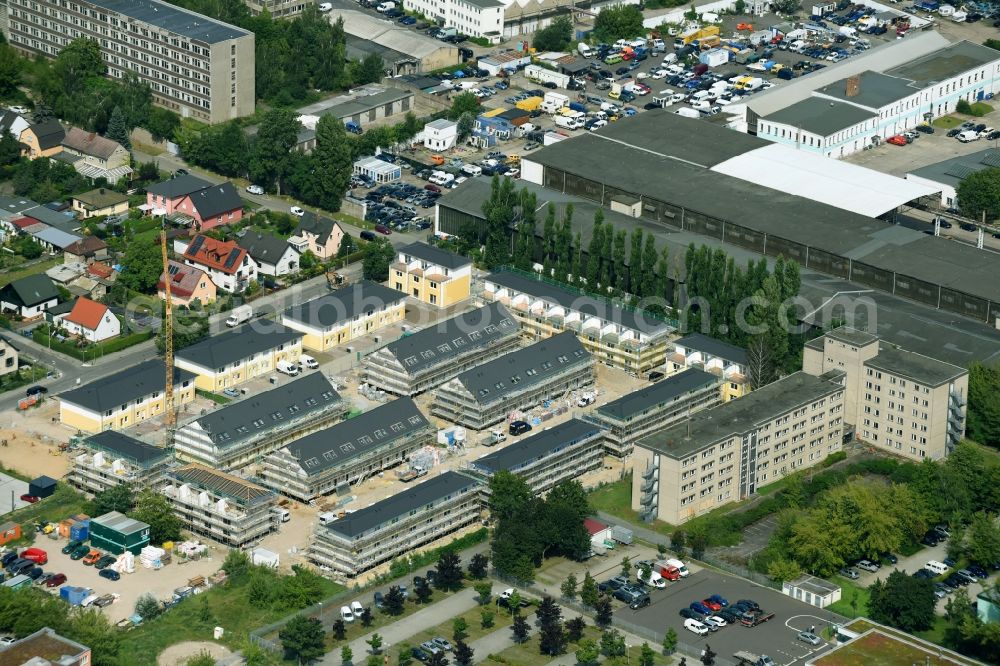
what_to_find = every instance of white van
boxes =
[299,354,319,369]
[957,130,980,143]
[277,360,300,376]
[275,508,290,523]
[664,558,690,577]
[925,560,949,575]
[376,1,395,11]
[577,42,594,58]
[319,512,337,524]
[461,164,483,177]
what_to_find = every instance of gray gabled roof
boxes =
[285,398,430,477]
[176,325,303,371]
[85,431,171,466]
[380,302,519,375]
[188,181,243,220]
[674,333,749,366]
[188,372,341,447]
[452,331,591,404]
[471,418,604,475]
[283,281,407,330]
[596,368,718,421]
[295,213,341,246]
[236,232,296,266]
[1,274,59,307]
[398,242,471,271]
[59,359,195,413]
[146,174,214,199]
[323,471,479,539]
[29,120,65,149]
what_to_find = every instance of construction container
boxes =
[28,476,57,499]
[73,514,90,523]
[0,522,21,546]
[60,586,92,605]
[2,575,32,591]
[57,519,75,539]
[610,525,634,545]
[89,512,150,555]
[515,96,542,112]
[70,521,90,542]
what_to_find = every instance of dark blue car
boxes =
[99,569,120,581]
[690,601,713,615]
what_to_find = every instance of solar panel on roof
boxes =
[224,249,241,269]
[944,164,979,179]
[168,264,179,275]
[981,151,1000,168]
[188,235,205,256]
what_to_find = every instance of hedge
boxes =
[33,329,155,361]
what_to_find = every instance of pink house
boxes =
[145,174,244,231]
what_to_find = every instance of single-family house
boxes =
[64,236,109,265]
[87,262,116,283]
[59,128,132,181]
[0,111,29,144]
[145,175,244,231]
[157,260,217,307]
[30,225,82,253]
[423,118,458,151]
[288,213,346,260]
[0,274,60,319]
[55,296,121,342]
[0,336,19,377]
[19,120,65,159]
[180,235,258,293]
[71,188,129,220]
[236,232,300,277]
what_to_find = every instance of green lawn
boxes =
[827,577,871,618]
[0,257,62,288]
[931,115,963,129]
[588,480,639,524]
[488,625,673,665]
[196,388,231,405]
[407,602,516,648]
[971,102,994,116]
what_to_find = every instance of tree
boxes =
[515,188,537,270]
[561,573,578,600]
[452,617,468,642]
[280,616,326,665]
[250,109,301,194]
[428,652,448,666]
[593,5,645,42]
[0,39,23,99]
[68,611,121,666]
[968,362,1000,447]
[662,627,678,655]
[474,582,492,605]
[435,551,464,591]
[366,633,383,654]
[620,556,632,579]
[90,484,134,516]
[480,610,495,629]
[106,105,132,150]
[222,550,251,581]
[600,629,626,657]
[130,488,182,544]
[968,513,1000,567]
[771,0,802,12]
[701,644,717,665]
[566,616,586,642]
[352,53,385,85]
[533,15,573,51]
[690,531,707,559]
[511,614,530,643]
[640,643,656,666]
[360,606,373,627]
[454,640,473,666]
[958,169,1000,222]
[384,586,405,615]
[456,112,475,142]
[134,593,161,621]
[868,570,936,632]
[580,571,599,607]
[332,619,347,640]
[745,336,776,389]
[594,595,613,628]
[575,639,600,666]
[362,238,396,281]
[341,645,353,665]
[613,229,628,294]
[118,240,163,293]
[0,130,20,167]
[766,557,802,583]
[414,581,433,604]
[448,92,480,120]
[481,175,516,268]
[145,107,180,143]
[311,114,354,211]
[586,213,604,288]
[640,234,659,298]
[489,471,534,521]
[468,553,489,580]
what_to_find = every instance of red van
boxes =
[20,548,48,565]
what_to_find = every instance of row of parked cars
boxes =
[948,121,1000,143]
[679,596,777,636]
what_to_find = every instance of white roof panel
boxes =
[711,144,940,218]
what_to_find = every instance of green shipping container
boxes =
[89,511,150,555]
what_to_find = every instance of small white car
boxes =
[8,106,29,115]
[318,2,332,9]
[651,68,668,79]
[350,600,364,615]
[290,206,305,216]
[704,615,727,628]
[684,618,709,635]
[246,184,264,195]
[588,119,608,132]
[340,606,354,622]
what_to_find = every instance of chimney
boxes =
[845,75,861,98]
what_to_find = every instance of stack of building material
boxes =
[113,551,135,574]
[176,541,208,558]
[58,519,75,538]
[139,546,165,569]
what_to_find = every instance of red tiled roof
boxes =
[11,217,36,229]
[64,296,109,331]
[87,262,114,279]
[182,235,248,275]
[65,236,108,256]
[584,518,607,537]
[158,260,208,298]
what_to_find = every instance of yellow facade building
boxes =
[390,242,471,308]
[667,333,750,402]
[58,359,196,433]
[281,280,407,353]
[175,326,304,392]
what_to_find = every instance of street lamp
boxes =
[318,601,323,626]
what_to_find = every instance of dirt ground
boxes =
[156,641,234,666]
[0,399,73,479]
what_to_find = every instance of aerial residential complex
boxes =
[667,333,751,402]
[585,368,721,457]
[3,0,256,124]
[262,398,435,502]
[803,326,968,461]
[469,418,606,495]
[432,331,595,429]
[58,359,195,433]
[361,302,521,396]
[281,281,407,353]
[308,470,481,578]
[67,430,173,496]
[173,373,345,470]
[482,270,673,377]
[390,242,472,307]
[161,463,279,549]
[174,325,304,392]
[633,371,846,525]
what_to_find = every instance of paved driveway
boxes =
[0,472,30,514]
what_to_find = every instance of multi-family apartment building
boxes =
[667,333,750,402]
[262,398,434,502]
[175,325,303,392]
[390,242,472,307]
[67,430,173,496]
[469,418,606,495]
[482,269,673,377]
[802,326,968,461]
[432,330,595,429]
[632,371,846,525]
[584,368,721,457]
[161,463,279,549]
[0,627,92,665]
[173,372,345,470]
[281,281,406,353]
[308,470,481,578]
[4,0,256,124]
[58,359,195,433]
[361,302,521,396]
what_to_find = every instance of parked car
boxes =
[340,606,354,622]
[290,206,305,216]
[598,575,629,592]
[798,631,822,645]
[69,544,91,561]
[95,555,117,570]
[246,184,264,195]
[690,601,713,615]
[839,567,860,580]
[679,608,704,620]
[855,560,880,572]
[99,569,120,581]
[707,594,728,607]
[374,591,385,609]
[684,618,709,635]
[46,573,66,588]
[411,647,432,662]
[19,495,39,504]
[82,550,102,566]
[704,616,727,629]
[430,638,452,652]
[701,598,722,611]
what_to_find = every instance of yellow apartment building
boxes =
[667,333,750,402]
[58,359,196,433]
[281,280,407,353]
[390,242,472,307]
[175,326,304,392]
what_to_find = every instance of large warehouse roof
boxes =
[711,144,940,218]
[330,9,456,60]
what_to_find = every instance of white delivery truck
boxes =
[578,42,594,58]
[277,360,300,376]
[525,65,570,89]
[540,91,570,114]
[299,354,319,369]
[554,115,582,130]
[675,107,700,118]
[226,304,253,327]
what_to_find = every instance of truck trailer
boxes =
[525,64,570,89]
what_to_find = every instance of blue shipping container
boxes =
[70,523,89,541]
[60,586,90,605]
